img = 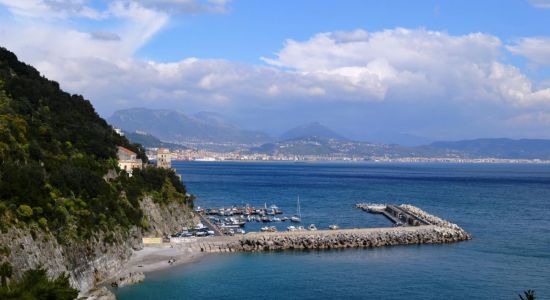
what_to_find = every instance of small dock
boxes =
[355,203,431,226]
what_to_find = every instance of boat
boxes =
[281,217,289,221]
[290,196,302,223]
[261,216,272,222]
[272,217,281,222]
[308,224,317,231]
[287,225,297,231]
[297,226,305,231]
[329,224,339,230]
[220,223,241,229]
[194,223,207,230]
[261,226,277,232]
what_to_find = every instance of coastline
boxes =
[116,246,207,276]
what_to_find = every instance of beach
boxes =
[121,246,206,275]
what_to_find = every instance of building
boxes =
[157,148,172,169]
[114,128,124,136]
[117,146,143,175]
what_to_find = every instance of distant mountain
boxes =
[362,131,433,147]
[428,138,550,159]
[251,136,419,157]
[123,131,185,150]
[108,108,272,145]
[280,122,346,141]
[250,136,550,160]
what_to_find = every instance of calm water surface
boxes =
[114,162,550,299]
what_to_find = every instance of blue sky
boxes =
[0,0,549,143]
[137,1,549,64]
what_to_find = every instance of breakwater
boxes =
[172,205,471,253]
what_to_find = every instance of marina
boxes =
[164,203,470,254]
[187,202,434,238]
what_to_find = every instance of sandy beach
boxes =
[122,245,207,275]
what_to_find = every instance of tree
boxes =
[0,267,78,300]
[519,290,536,300]
[0,262,12,288]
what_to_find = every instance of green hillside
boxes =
[0,47,192,241]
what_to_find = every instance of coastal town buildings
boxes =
[117,146,143,175]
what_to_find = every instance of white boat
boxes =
[329,224,339,230]
[261,226,277,232]
[194,223,207,230]
[297,226,305,231]
[272,217,281,222]
[290,195,302,223]
[308,224,317,231]
[287,225,297,231]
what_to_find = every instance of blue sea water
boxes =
[114,162,550,299]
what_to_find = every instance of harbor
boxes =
[160,203,471,253]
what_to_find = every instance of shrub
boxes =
[15,205,33,219]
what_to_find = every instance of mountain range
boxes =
[108,108,271,146]
[109,108,550,160]
[279,122,347,141]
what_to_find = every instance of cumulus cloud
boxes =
[262,28,550,106]
[507,37,550,65]
[0,2,549,139]
[0,0,104,19]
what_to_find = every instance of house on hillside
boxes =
[117,146,143,175]
[156,148,172,169]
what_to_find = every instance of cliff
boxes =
[0,47,195,296]
[0,195,193,294]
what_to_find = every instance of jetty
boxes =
[167,204,471,253]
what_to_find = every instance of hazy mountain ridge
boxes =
[123,130,186,150]
[251,136,550,159]
[109,108,272,145]
[429,138,550,159]
[280,122,347,141]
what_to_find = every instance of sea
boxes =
[113,162,550,299]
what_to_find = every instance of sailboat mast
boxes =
[297,195,301,219]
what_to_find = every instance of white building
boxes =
[117,146,143,175]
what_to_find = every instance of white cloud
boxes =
[0,0,104,19]
[0,2,549,139]
[507,37,550,65]
[263,28,550,106]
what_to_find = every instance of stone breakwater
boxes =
[230,225,469,251]
[189,205,471,253]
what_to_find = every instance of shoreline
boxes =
[116,246,207,276]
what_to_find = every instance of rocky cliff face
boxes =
[140,196,196,237]
[0,195,193,295]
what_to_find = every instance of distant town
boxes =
[143,147,550,164]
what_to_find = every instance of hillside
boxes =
[429,138,550,159]
[0,47,194,295]
[280,122,346,141]
[250,136,550,160]
[109,108,272,145]
[124,130,186,150]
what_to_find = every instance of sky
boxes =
[0,0,550,143]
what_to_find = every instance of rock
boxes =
[81,287,116,300]
[111,272,145,288]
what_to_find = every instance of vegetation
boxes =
[519,290,536,300]
[0,264,78,300]
[0,47,192,242]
